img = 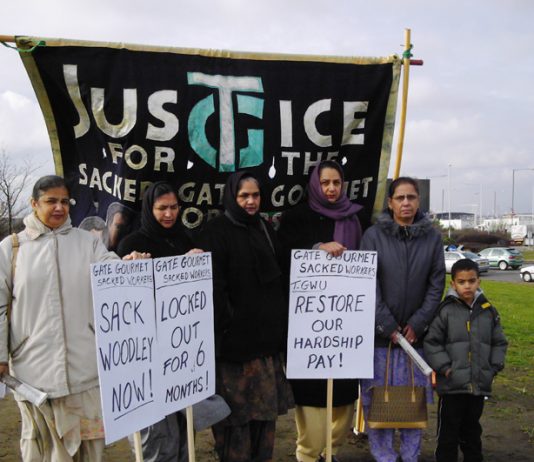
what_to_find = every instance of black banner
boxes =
[19,37,400,233]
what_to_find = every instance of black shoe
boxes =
[318,456,340,462]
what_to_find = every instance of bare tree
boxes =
[0,150,38,236]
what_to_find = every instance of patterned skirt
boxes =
[215,354,294,426]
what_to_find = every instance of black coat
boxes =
[116,228,194,258]
[278,202,335,274]
[278,202,360,407]
[199,214,287,362]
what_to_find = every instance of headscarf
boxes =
[308,161,363,250]
[140,181,184,238]
[223,171,261,226]
[223,171,280,284]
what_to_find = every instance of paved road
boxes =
[480,268,528,283]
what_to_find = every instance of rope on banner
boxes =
[0,39,46,53]
[402,44,414,60]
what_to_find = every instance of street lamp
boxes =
[512,168,534,219]
[448,164,452,238]
[428,174,447,212]
[459,182,483,228]
[428,170,451,236]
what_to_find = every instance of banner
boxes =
[286,249,377,379]
[18,37,400,231]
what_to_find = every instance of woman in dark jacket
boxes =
[278,160,363,462]
[200,171,293,462]
[360,177,445,462]
[117,182,195,259]
[117,181,200,462]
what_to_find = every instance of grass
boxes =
[471,279,534,445]
[480,280,534,374]
[522,425,534,443]
[521,249,534,261]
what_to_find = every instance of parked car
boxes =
[444,250,490,274]
[520,265,534,282]
[478,247,524,270]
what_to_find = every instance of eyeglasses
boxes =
[392,194,418,202]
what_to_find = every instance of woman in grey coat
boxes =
[360,177,445,462]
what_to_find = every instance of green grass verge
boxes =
[521,249,534,261]
[477,279,534,393]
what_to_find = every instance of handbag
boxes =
[367,342,428,429]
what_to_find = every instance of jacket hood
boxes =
[23,212,73,240]
[375,210,434,239]
[444,287,484,307]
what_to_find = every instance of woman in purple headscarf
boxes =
[278,160,363,462]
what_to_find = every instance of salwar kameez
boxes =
[17,387,104,462]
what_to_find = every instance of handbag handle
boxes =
[7,233,20,324]
[384,340,416,403]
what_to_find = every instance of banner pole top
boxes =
[393,28,414,180]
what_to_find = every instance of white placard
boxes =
[153,253,215,412]
[286,249,377,379]
[91,260,163,444]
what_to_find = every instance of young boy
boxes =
[424,258,508,462]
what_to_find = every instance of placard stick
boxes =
[133,432,144,462]
[393,28,412,179]
[325,378,334,462]
[354,396,365,435]
[187,406,196,462]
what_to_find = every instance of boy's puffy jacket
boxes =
[424,290,508,396]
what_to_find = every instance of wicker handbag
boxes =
[367,342,428,429]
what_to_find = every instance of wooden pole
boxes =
[325,378,334,462]
[393,28,412,180]
[0,35,15,43]
[186,406,196,462]
[354,394,365,434]
[133,432,144,462]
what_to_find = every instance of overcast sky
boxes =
[1,0,533,216]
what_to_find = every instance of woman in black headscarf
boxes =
[117,181,196,259]
[117,181,201,462]
[200,171,293,462]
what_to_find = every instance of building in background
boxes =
[432,212,475,231]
